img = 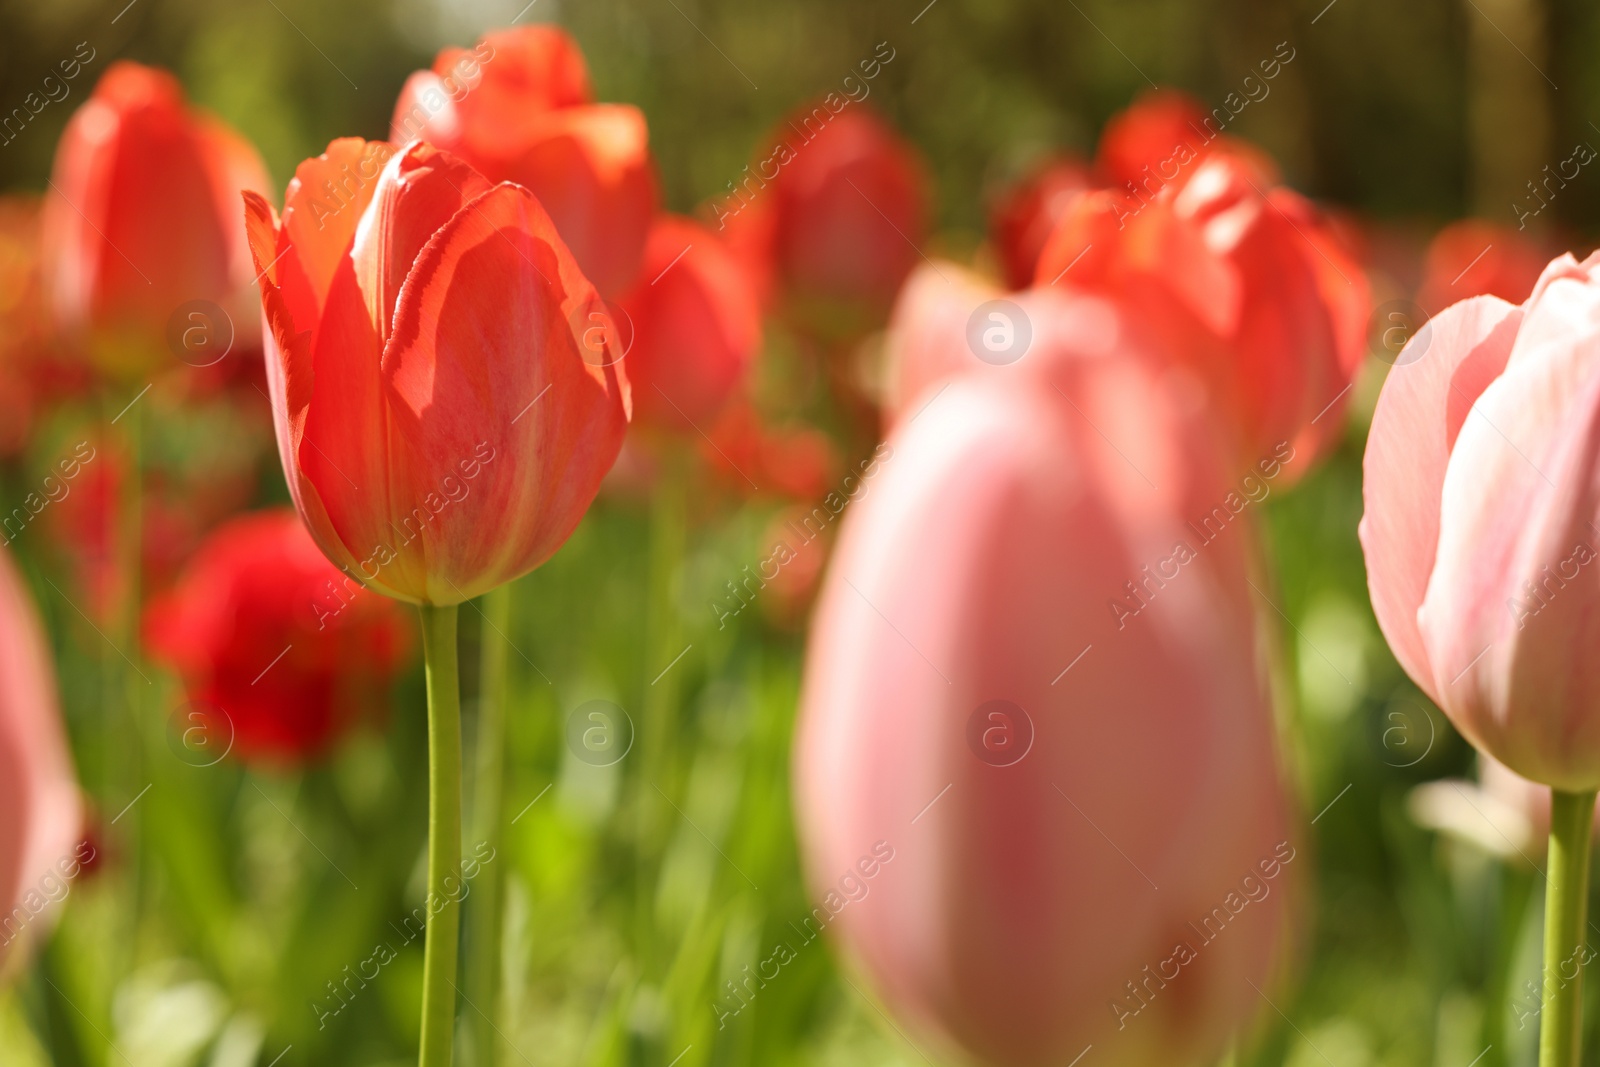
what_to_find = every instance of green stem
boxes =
[419,603,463,1067]
[1539,788,1596,1067]
[467,585,510,1067]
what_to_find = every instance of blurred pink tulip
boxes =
[795,290,1296,1066]
[1362,252,1600,791]
[0,550,83,974]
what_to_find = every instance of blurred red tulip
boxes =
[1418,219,1548,311]
[1037,148,1368,477]
[703,400,840,502]
[988,156,1094,290]
[0,549,83,973]
[795,293,1295,1066]
[618,215,762,434]
[1096,89,1216,190]
[722,105,930,337]
[0,197,74,455]
[391,26,658,298]
[145,510,411,765]
[1362,253,1600,791]
[42,61,271,376]
[243,138,630,605]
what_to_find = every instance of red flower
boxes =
[0,548,83,970]
[618,215,762,434]
[42,62,270,375]
[144,510,411,765]
[1035,147,1367,476]
[1418,219,1549,311]
[703,401,840,502]
[988,156,1094,290]
[391,26,658,298]
[720,105,930,337]
[243,139,630,605]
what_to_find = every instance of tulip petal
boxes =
[349,141,496,346]
[379,182,629,602]
[1420,259,1600,787]
[1360,295,1522,704]
[280,138,397,315]
[502,104,658,297]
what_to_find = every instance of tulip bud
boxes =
[391,26,657,298]
[244,138,631,606]
[1036,148,1368,479]
[618,215,762,434]
[730,105,930,337]
[988,156,1094,290]
[0,549,83,975]
[42,62,271,377]
[1363,252,1600,791]
[1418,219,1549,311]
[145,510,412,765]
[796,289,1296,1066]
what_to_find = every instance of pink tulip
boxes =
[0,549,83,972]
[1363,252,1600,791]
[794,289,1296,1066]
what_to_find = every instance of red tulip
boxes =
[391,26,657,298]
[1036,148,1368,477]
[795,289,1295,1067]
[1418,219,1549,311]
[243,137,631,605]
[42,61,271,374]
[702,400,841,502]
[0,548,84,971]
[145,510,411,765]
[1363,252,1600,791]
[618,215,762,433]
[988,156,1094,290]
[720,105,930,336]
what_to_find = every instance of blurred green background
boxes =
[0,0,1593,1064]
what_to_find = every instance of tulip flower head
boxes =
[1363,252,1600,791]
[618,215,762,435]
[43,61,271,377]
[1036,146,1367,478]
[145,510,411,765]
[1418,219,1549,311]
[725,104,931,338]
[988,155,1094,290]
[0,549,83,975]
[392,26,658,298]
[243,138,631,606]
[797,286,1295,1067]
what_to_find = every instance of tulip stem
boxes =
[1538,787,1597,1067]
[467,584,511,1067]
[419,602,463,1067]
